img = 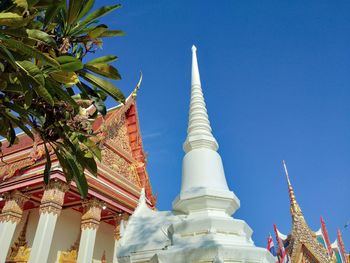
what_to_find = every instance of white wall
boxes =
[9,208,115,263]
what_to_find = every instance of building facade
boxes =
[0,91,155,263]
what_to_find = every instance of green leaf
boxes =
[46,80,78,109]
[26,29,57,47]
[0,28,27,38]
[52,146,72,181]
[79,71,125,103]
[79,4,121,28]
[0,46,17,69]
[82,138,101,161]
[85,63,121,80]
[16,60,45,86]
[67,0,84,24]
[99,30,125,37]
[76,0,95,21]
[76,149,97,175]
[88,24,107,39]
[3,39,60,68]
[14,0,29,10]
[3,112,34,140]
[6,122,17,146]
[56,56,83,71]
[50,71,79,85]
[0,13,24,26]
[44,3,62,24]
[16,61,54,104]
[24,90,33,109]
[43,144,52,184]
[33,85,55,105]
[63,148,88,197]
[86,55,117,65]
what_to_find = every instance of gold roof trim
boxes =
[282,161,332,263]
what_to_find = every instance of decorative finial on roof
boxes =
[282,160,303,218]
[132,72,143,98]
[183,45,218,153]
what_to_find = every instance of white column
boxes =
[77,199,103,263]
[0,191,28,263]
[28,180,68,263]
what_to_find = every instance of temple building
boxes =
[271,162,349,263]
[1,45,347,263]
[115,46,274,263]
[0,90,156,263]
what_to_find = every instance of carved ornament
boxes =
[39,180,69,216]
[0,190,28,224]
[81,199,103,230]
[101,148,139,185]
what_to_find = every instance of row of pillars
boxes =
[0,180,127,263]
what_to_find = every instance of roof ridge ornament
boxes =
[183,45,218,153]
[132,71,143,98]
[282,160,303,218]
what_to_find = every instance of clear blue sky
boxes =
[97,1,349,248]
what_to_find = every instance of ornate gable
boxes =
[282,162,332,263]
[96,95,156,205]
[288,217,330,263]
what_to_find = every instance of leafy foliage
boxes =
[0,0,126,197]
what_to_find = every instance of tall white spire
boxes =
[183,45,218,153]
[174,45,237,215]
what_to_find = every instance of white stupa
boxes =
[116,46,274,263]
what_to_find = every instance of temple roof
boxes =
[282,161,332,263]
[0,91,156,222]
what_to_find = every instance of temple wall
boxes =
[9,208,115,263]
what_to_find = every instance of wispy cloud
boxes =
[142,131,163,139]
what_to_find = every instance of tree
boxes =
[0,0,126,197]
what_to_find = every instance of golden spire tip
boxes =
[282,160,291,186]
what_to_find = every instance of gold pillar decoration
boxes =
[101,250,106,263]
[0,190,28,224]
[7,213,31,262]
[58,230,81,263]
[113,214,123,240]
[39,180,69,216]
[81,199,103,230]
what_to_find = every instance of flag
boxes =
[320,216,333,258]
[274,224,289,263]
[268,234,277,257]
[337,229,349,263]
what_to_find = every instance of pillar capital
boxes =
[113,212,129,240]
[0,190,28,224]
[81,198,103,230]
[39,180,69,216]
[113,213,123,240]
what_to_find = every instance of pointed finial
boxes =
[282,160,291,186]
[132,71,143,98]
[282,160,303,218]
[183,45,218,152]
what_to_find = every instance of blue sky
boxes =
[97,1,349,248]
